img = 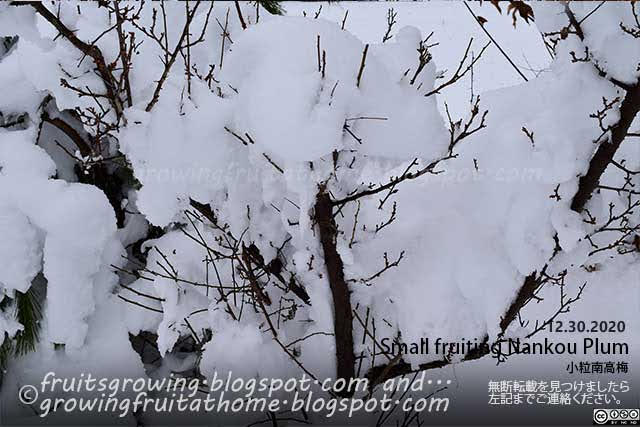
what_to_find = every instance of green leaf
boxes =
[0,277,45,387]
[14,284,43,356]
[258,1,284,16]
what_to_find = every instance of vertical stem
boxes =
[234,0,247,30]
[314,189,356,397]
[356,44,369,88]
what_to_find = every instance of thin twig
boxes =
[463,2,528,82]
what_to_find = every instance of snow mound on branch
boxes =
[140,229,221,356]
[0,128,120,348]
[0,209,43,294]
[220,17,447,161]
[200,322,290,383]
[534,2,640,85]
[347,55,620,367]
[120,94,233,228]
[0,40,50,116]
[121,17,448,229]
[0,129,56,177]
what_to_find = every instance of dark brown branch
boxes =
[424,38,488,97]
[341,10,348,30]
[366,271,540,385]
[241,247,275,317]
[331,97,488,208]
[563,3,631,91]
[563,2,585,41]
[118,282,165,303]
[239,249,329,394]
[352,251,404,285]
[263,153,284,174]
[14,1,124,119]
[598,185,640,195]
[366,51,640,386]
[331,157,445,207]
[382,8,397,43]
[113,1,133,107]
[463,2,528,82]
[356,44,369,88]
[118,295,163,314]
[145,1,201,112]
[571,83,640,212]
[218,7,231,70]
[285,332,334,349]
[234,0,247,30]
[316,35,321,73]
[314,188,356,397]
[41,112,92,157]
[409,34,434,86]
[499,271,542,332]
[525,281,587,338]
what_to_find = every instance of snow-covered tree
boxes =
[0,1,637,424]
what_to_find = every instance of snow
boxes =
[120,15,448,227]
[0,304,23,345]
[0,208,43,294]
[120,94,234,227]
[285,1,552,118]
[535,2,640,85]
[344,58,621,362]
[220,17,446,161]
[200,321,289,382]
[0,125,119,350]
[0,1,638,424]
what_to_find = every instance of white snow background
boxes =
[0,1,637,424]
